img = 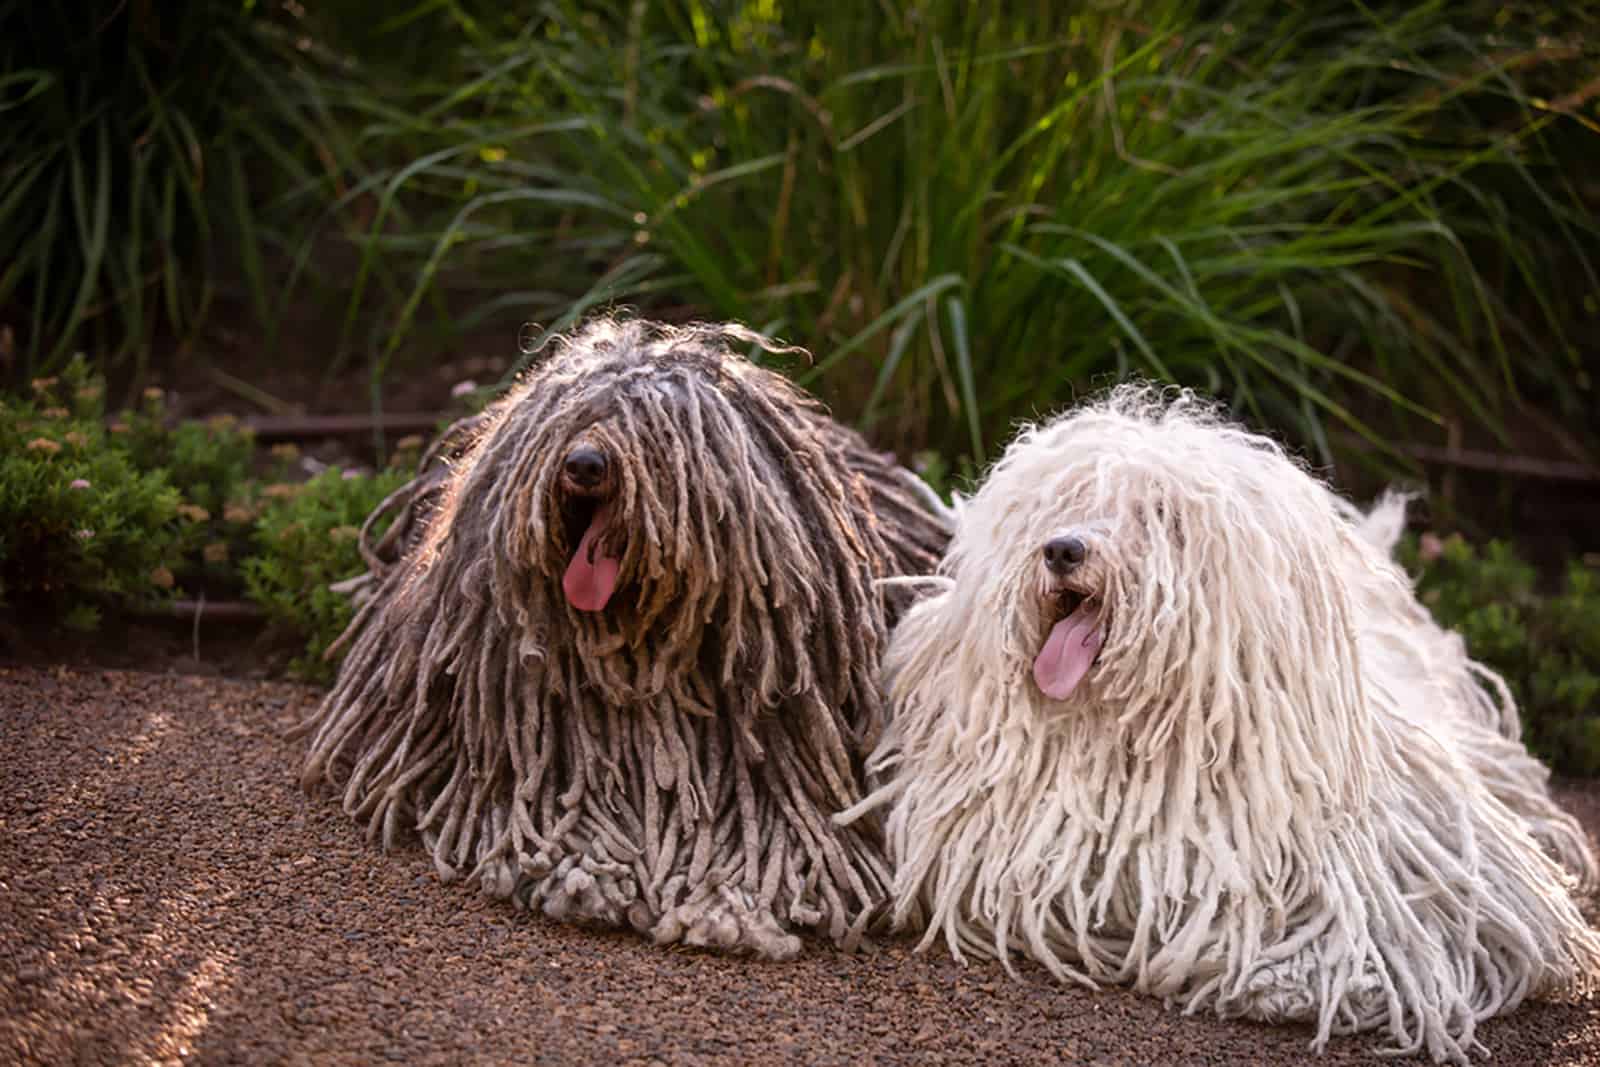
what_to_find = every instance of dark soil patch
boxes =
[0,615,280,681]
[2,665,1597,1066]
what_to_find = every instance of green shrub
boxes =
[119,394,257,517]
[0,363,186,630]
[242,466,409,681]
[1400,534,1600,776]
[0,355,275,629]
[111,384,266,600]
[0,352,418,661]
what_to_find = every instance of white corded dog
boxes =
[842,385,1598,1063]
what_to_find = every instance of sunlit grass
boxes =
[296,0,1596,470]
[7,1,1595,474]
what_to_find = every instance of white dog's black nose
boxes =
[564,446,607,488]
[1043,536,1087,574]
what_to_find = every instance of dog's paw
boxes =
[515,850,640,929]
[1332,965,1389,1029]
[1236,954,1387,1028]
[1238,958,1319,1024]
[650,885,801,961]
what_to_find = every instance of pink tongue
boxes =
[1033,600,1105,700]
[562,504,620,612]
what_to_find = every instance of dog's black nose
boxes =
[1043,536,1087,574]
[564,446,607,488]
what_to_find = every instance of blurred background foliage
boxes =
[4,0,1597,481]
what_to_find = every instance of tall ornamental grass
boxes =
[312,0,1597,469]
[5,2,1593,474]
[0,0,357,382]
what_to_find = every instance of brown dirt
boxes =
[2,665,1597,1067]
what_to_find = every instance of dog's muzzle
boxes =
[1043,535,1087,575]
[564,446,608,490]
[559,442,621,612]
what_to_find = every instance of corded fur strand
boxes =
[298,317,952,958]
[842,385,1600,1062]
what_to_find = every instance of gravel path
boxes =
[3,664,1597,1066]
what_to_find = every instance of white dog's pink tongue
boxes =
[562,504,620,612]
[1033,601,1105,700]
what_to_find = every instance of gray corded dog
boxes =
[298,317,952,958]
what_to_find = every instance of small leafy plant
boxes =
[115,389,267,598]
[119,393,257,517]
[0,362,186,630]
[1400,534,1600,777]
[1,355,420,671]
[242,465,409,681]
[0,357,289,633]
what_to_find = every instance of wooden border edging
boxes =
[1332,433,1600,484]
[235,412,445,441]
[135,600,266,622]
